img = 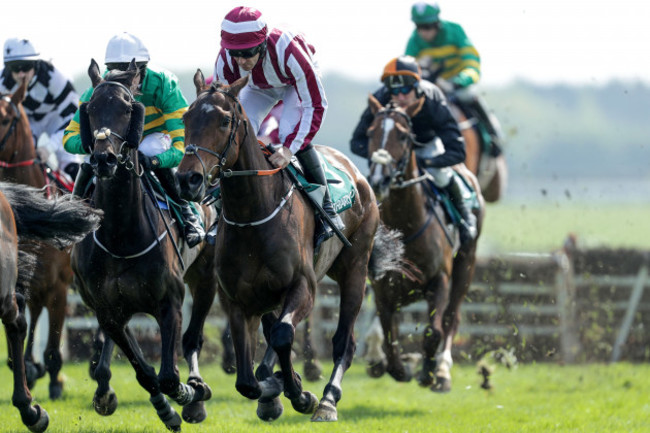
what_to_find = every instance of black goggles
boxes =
[389,85,414,96]
[106,62,147,72]
[7,61,36,73]
[228,45,263,59]
[416,23,439,31]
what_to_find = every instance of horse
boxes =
[69,59,218,431]
[0,181,102,432]
[176,71,403,422]
[363,95,485,392]
[0,78,74,399]
[449,100,507,203]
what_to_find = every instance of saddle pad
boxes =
[287,151,356,214]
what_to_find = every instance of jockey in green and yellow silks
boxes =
[405,2,503,156]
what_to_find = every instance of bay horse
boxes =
[70,60,217,431]
[176,71,401,422]
[0,78,73,399]
[0,181,102,432]
[364,95,485,392]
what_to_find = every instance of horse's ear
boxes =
[405,96,425,118]
[127,59,137,71]
[369,94,383,115]
[89,59,102,87]
[228,75,249,97]
[193,69,206,95]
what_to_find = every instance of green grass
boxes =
[0,355,648,433]
[478,202,650,254]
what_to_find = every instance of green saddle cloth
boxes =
[286,151,356,214]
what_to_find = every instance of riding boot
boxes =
[297,146,345,242]
[443,174,478,245]
[470,96,504,157]
[155,167,205,248]
[72,162,94,199]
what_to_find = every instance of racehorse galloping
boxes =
[0,181,101,432]
[177,72,398,422]
[70,60,217,431]
[364,96,484,392]
[0,78,73,399]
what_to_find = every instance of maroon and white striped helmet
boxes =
[220,6,268,50]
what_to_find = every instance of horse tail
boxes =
[368,222,422,282]
[1,181,103,249]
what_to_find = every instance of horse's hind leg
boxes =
[302,315,323,381]
[44,283,66,399]
[220,323,236,374]
[4,293,49,432]
[23,304,46,389]
[376,293,411,382]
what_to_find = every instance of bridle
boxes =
[0,95,21,153]
[88,81,141,176]
[370,107,431,190]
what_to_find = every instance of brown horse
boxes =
[176,71,403,422]
[449,101,507,203]
[0,79,73,399]
[70,60,218,431]
[0,181,101,432]
[363,95,485,392]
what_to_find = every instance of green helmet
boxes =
[411,2,441,25]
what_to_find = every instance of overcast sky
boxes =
[3,0,648,86]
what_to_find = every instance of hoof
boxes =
[182,401,207,424]
[25,362,46,389]
[49,378,64,400]
[303,359,323,382]
[387,365,413,383]
[221,359,236,375]
[416,369,435,387]
[311,400,338,422]
[93,387,118,416]
[366,359,386,378]
[26,405,49,433]
[291,391,319,414]
[163,409,182,432]
[257,397,284,421]
[431,376,451,393]
[188,379,212,401]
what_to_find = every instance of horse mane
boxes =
[104,69,141,95]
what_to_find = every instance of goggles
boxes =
[228,44,263,59]
[416,23,439,31]
[105,62,147,72]
[389,85,414,96]
[7,61,36,73]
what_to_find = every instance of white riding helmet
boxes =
[104,32,150,64]
[3,38,40,63]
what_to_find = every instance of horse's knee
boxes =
[44,348,62,372]
[270,322,294,353]
[159,375,180,396]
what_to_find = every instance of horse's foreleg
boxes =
[4,293,49,432]
[255,312,284,422]
[302,315,323,381]
[23,304,45,389]
[220,323,236,374]
[312,268,366,422]
[44,286,66,400]
[92,332,117,416]
[419,273,449,389]
[229,306,262,400]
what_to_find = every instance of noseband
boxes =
[0,95,21,153]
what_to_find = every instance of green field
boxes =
[478,202,650,254]
[0,355,648,433]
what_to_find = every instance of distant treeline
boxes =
[73,71,650,181]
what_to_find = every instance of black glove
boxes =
[138,151,160,171]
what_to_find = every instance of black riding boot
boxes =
[297,146,345,242]
[469,97,503,157]
[444,174,478,245]
[155,168,205,248]
[72,162,94,199]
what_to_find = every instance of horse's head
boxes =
[0,77,29,155]
[177,69,250,202]
[366,94,424,201]
[82,59,145,178]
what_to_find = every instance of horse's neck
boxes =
[94,166,152,238]
[0,119,43,187]
[221,137,287,221]
[383,154,429,226]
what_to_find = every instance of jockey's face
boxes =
[8,64,35,85]
[416,23,439,42]
[233,53,260,71]
[390,88,417,109]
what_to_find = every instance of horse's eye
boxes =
[1,118,9,126]
[221,117,231,128]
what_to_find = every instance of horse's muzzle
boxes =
[90,151,118,178]
[177,170,205,202]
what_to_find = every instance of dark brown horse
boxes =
[0,181,101,432]
[363,95,485,392]
[176,71,402,422]
[449,101,507,203]
[70,60,218,431]
[0,78,73,399]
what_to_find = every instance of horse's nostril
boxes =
[106,153,118,166]
[189,173,204,188]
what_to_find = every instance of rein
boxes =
[0,95,22,153]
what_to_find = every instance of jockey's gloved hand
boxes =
[138,151,160,172]
[451,72,473,89]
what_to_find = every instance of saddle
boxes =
[141,171,203,231]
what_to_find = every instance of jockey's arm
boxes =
[63,87,94,155]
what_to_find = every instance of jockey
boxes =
[63,32,205,248]
[0,37,83,179]
[350,56,477,244]
[406,2,503,156]
[214,6,344,245]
